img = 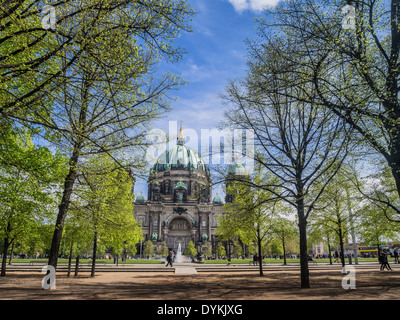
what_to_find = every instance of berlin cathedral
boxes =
[133,123,247,254]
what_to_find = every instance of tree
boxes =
[61,220,87,277]
[313,189,350,267]
[70,154,142,276]
[215,242,226,258]
[44,4,193,269]
[358,204,400,255]
[184,241,197,258]
[1,0,194,121]
[219,174,276,276]
[0,126,66,276]
[244,242,256,257]
[0,0,194,271]
[157,241,169,258]
[259,0,400,210]
[202,241,212,258]
[271,216,297,265]
[143,240,154,259]
[354,159,400,224]
[269,238,283,256]
[222,44,351,285]
[308,216,336,265]
[233,241,243,258]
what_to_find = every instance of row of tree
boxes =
[217,0,400,288]
[0,0,194,276]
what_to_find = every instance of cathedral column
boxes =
[198,215,202,242]
[149,213,153,239]
[208,212,212,241]
[158,212,162,241]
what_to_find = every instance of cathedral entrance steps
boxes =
[174,266,198,274]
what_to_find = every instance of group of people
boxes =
[252,254,263,265]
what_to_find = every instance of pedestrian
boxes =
[166,251,173,267]
[334,250,339,263]
[394,248,399,264]
[379,250,385,270]
[253,254,258,266]
[382,250,392,271]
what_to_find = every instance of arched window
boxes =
[170,218,189,230]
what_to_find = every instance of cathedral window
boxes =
[170,218,189,230]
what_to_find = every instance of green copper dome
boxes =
[135,193,145,202]
[213,194,222,204]
[152,144,207,173]
[228,163,247,175]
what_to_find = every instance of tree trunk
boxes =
[91,232,97,278]
[48,145,81,269]
[257,226,263,276]
[1,236,10,277]
[328,242,332,265]
[282,236,287,266]
[297,197,310,288]
[377,242,381,258]
[67,242,74,278]
[338,219,346,268]
[74,255,80,277]
[345,186,358,264]
[390,160,400,200]
[8,242,15,265]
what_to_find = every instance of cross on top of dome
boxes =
[177,120,185,145]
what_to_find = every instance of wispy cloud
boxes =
[227,0,280,13]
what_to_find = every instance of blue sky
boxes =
[134,0,278,199]
[153,0,275,133]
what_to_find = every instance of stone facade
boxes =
[134,125,225,253]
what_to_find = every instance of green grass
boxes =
[204,257,393,264]
[10,258,164,264]
[11,257,395,265]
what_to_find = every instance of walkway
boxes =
[2,261,393,274]
[174,266,198,274]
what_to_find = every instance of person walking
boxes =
[334,250,339,263]
[166,251,173,267]
[382,250,392,271]
[394,248,399,264]
[253,254,258,266]
[379,251,385,270]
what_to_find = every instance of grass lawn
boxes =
[10,257,392,265]
[203,257,387,264]
[10,258,164,264]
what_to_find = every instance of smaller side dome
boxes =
[135,192,145,202]
[228,163,248,175]
[213,193,222,204]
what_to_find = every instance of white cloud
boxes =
[228,0,249,13]
[227,0,280,13]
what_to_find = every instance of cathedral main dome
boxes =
[152,144,207,173]
[151,123,208,174]
[145,122,212,205]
